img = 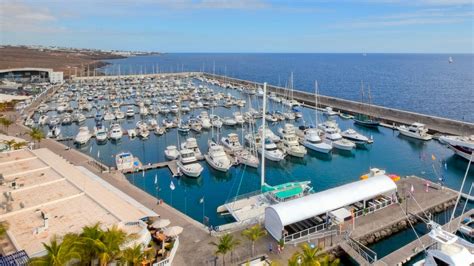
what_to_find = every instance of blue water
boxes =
[38,79,474,227]
[102,53,474,122]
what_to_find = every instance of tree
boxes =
[12,141,28,150]
[29,235,81,266]
[1,118,13,134]
[209,233,240,266]
[288,243,340,266]
[241,224,266,257]
[97,225,128,266]
[78,222,105,263]
[121,244,144,265]
[0,221,9,238]
[29,127,44,148]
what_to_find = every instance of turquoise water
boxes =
[37,79,474,227]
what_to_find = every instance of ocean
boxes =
[102,53,474,122]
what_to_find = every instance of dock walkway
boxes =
[121,160,179,176]
[373,208,474,266]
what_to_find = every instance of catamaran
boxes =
[216,83,312,231]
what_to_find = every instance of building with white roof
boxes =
[264,175,397,242]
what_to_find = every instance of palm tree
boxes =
[241,224,266,257]
[209,233,239,266]
[5,139,16,150]
[97,225,127,266]
[79,222,105,263]
[29,235,81,266]
[12,141,28,150]
[29,127,44,148]
[120,244,144,265]
[289,243,340,266]
[1,118,13,134]
[0,221,9,238]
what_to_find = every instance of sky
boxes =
[0,0,473,53]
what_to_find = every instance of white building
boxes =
[264,175,397,242]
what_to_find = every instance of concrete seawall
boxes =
[203,73,474,136]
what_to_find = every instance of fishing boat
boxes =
[205,141,232,172]
[164,145,179,160]
[341,129,373,144]
[398,122,432,141]
[177,149,204,178]
[74,126,92,145]
[439,135,474,162]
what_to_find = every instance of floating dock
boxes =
[121,160,179,176]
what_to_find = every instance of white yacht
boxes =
[210,115,223,128]
[221,133,243,154]
[103,111,115,121]
[47,126,61,139]
[177,149,204,178]
[398,122,432,141]
[180,138,203,160]
[259,138,286,161]
[109,123,123,141]
[319,121,355,151]
[223,117,237,126]
[439,135,474,162]
[38,115,49,125]
[301,127,332,154]
[324,106,338,116]
[233,112,245,125]
[76,113,87,124]
[278,124,307,157]
[164,145,180,160]
[341,129,373,144]
[94,124,108,143]
[115,110,125,120]
[115,152,141,172]
[205,141,232,172]
[126,107,135,118]
[198,111,212,129]
[259,126,280,143]
[74,126,92,145]
[413,222,474,266]
[127,129,137,139]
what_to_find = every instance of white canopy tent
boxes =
[264,175,397,241]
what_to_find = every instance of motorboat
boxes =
[398,122,432,141]
[154,126,165,136]
[223,117,237,126]
[301,127,332,154]
[103,111,115,121]
[109,123,123,141]
[48,116,60,126]
[25,118,35,127]
[47,125,61,139]
[439,135,474,162]
[115,110,125,120]
[76,113,87,124]
[115,152,142,172]
[205,141,232,172]
[259,138,286,162]
[189,119,202,133]
[221,133,243,154]
[210,115,223,128]
[38,115,49,125]
[234,149,259,168]
[127,129,137,139]
[458,215,474,237]
[139,105,149,116]
[265,112,278,122]
[233,112,245,125]
[74,126,92,145]
[94,113,103,122]
[178,123,190,135]
[126,107,135,118]
[278,124,307,157]
[198,111,212,129]
[258,126,280,143]
[177,149,204,178]
[162,119,175,129]
[164,145,180,160]
[94,124,108,143]
[341,129,373,144]
[324,107,338,116]
[61,113,72,125]
[180,137,203,160]
[319,121,355,151]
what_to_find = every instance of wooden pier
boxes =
[122,160,179,176]
[373,208,474,266]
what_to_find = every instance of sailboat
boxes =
[354,82,380,128]
[448,56,453,64]
[216,83,312,227]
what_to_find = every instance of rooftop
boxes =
[0,148,157,257]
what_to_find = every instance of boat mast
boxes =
[314,81,319,126]
[261,82,267,188]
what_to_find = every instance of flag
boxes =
[431,154,436,161]
[410,184,414,193]
[170,180,175,190]
[154,174,158,185]
[199,197,204,204]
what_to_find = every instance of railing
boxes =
[284,223,328,243]
[343,232,378,264]
[353,197,396,218]
[154,237,179,266]
[287,229,339,245]
[213,216,263,235]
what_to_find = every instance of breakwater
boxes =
[203,73,474,136]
